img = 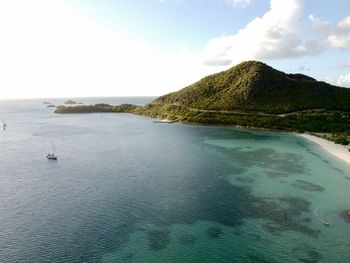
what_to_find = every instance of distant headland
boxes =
[55,103,138,114]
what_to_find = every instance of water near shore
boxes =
[1,98,350,263]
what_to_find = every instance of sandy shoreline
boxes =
[298,133,350,165]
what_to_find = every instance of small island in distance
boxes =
[64,100,78,105]
[55,61,350,145]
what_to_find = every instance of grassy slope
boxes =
[135,104,350,133]
[135,61,350,143]
[54,61,350,143]
[155,61,350,114]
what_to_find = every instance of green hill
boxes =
[134,61,350,136]
[53,61,350,137]
[154,61,350,114]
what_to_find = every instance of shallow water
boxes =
[1,98,350,263]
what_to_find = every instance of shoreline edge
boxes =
[298,133,350,166]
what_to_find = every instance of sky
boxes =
[0,0,350,99]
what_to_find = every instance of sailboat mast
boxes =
[52,140,57,154]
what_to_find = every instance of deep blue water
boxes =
[1,98,350,263]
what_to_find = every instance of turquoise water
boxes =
[1,98,350,263]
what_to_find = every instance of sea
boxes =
[0,97,350,263]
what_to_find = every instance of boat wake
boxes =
[314,207,330,226]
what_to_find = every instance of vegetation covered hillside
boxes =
[154,61,350,114]
[54,61,350,140]
[55,104,139,114]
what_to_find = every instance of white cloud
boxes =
[324,73,350,87]
[309,14,331,35]
[203,0,350,66]
[1,0,349,99]
[336,74,350,87]
[338,16,350,31]
[328,35,350,48]
[327,16,350,49]
[203,0,314,65]
[0,0,217,99]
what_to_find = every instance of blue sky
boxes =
[67,0,271,50]
[0,0,349,98]
[68,0,348,48]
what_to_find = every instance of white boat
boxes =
[153,118,176,124]
[322,220,330,226]
[46,153,58,160]
[314,207,330,227]
[47,141,58,160]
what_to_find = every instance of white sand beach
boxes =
[299,134,350,165]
